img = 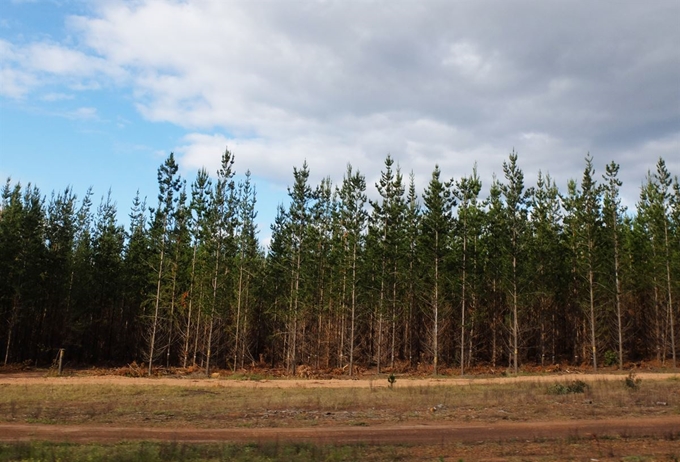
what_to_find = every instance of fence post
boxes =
[58,349,64,376]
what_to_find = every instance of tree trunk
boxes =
[4,295,19,366]
[183,243,198,368]
[461,225,467,376]
[349,240,357,377]
[433,230,439,376]
[148,241,165,376]
[206,246,220,376]
[588,238,597,372]
[512,250,518,375]
[664,220,676,368]
[612,212,623,369]
[233,261,244,372]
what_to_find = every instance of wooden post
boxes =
[58,349,64,376]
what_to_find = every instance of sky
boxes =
[1,0,679,246]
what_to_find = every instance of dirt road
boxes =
[1,416,678,444]
[0,371,677,388]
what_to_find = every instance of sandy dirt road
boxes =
[0,371,677,388]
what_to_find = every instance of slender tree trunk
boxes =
[4,295,19,366]
[391,259,397,369]
[512,249,518,375]
[340,242,346,368]
[240,274,250,369]
[492,278,497,368]
[433,230,439,376]
[291,243,302,374]
[408,245,415,368]
[206,247,220,376]
[193,307,201,367]
[287,267,295,372]
[233,261,244,372]
[166,260,178,368]
[183,243,198,368]
[612,214,624,369]
[664,221,676,368]
[461,227,467,376]
[588,238,598,372]
[378,245,385,375]
[349,240,357,377]
[148,241,165,376]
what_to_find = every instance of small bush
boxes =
[547,380,589,395]
[625,372,641,391]
[387,373,396,389]
[604,350,618,367]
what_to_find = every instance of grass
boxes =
[0,441,370,462]
[0,377,678,428]
[1,438,678,462]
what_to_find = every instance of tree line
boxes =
[1,149,678,375]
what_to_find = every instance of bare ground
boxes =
[1,371,679,459]
[0,416,678,445]
[1,371,677,388]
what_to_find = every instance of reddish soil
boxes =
[1,371,679,450]
[0,416,678,445]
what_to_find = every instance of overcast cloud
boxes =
[2,0,679,212]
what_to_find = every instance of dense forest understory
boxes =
[1,150,678,375]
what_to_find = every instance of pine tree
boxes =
[641,159,677,368]
[338,164,367,376]
[148,153,182,375]
[420,165,453,375]
[529,171,565,366]
[182,169,211,368]
[91,190,125,361]
[205,148,237,375]
[234,170,261,370]
[404,173,421,367]
[602,162,626,368]
[0,181,26,365]
[123,191,150,361]
[369,155,407,372]
[453,166,482,374]
[482,177,506,368]
[563,154,603,371]
[285,161,313,373]
[500,151,532,374]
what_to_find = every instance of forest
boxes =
[0,150,678,376]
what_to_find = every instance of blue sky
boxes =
[1,0,679,246]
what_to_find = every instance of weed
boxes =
[388,373,396,389]
[625,372,642,391]
[547,380,588,395]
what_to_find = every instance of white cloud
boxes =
[1,0,679,211]
[65,106,98,120]
[41,92,74,101]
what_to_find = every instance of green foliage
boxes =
[547,380,589,395]
[625,372,642,391]
[0,151,678,373]
[0,441,365,462]
[604,350,618,367]
[388,373,396,389]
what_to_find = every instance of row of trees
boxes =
[1,150,678,374]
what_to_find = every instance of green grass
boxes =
[0,441,369,462]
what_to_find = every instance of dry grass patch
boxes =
[0,376,678,428]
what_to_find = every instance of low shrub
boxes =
[547,380,589,395]
[625,372,641,391]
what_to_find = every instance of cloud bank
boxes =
[2,0,679,209]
